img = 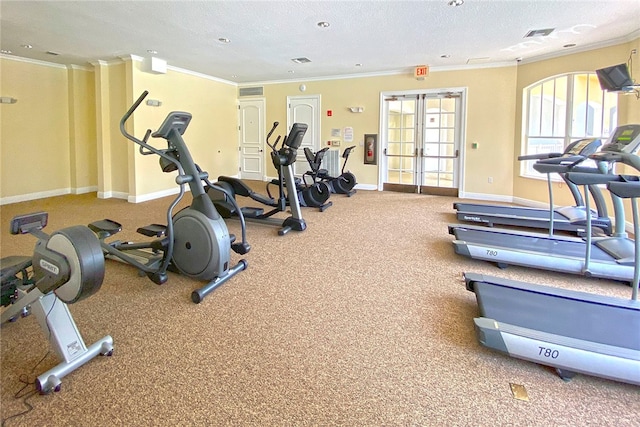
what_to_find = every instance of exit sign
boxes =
[415,65,429,79]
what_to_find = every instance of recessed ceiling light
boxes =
[563,43,577,48]
[440,54,451,58]
[355,63,362,67]
[218,38,231,43]
[1,49,12,54]
[317,21,330,28]
[147,49,158,54]
[448,0,464,6]
[288,70,295,74]
[21,44,32,49]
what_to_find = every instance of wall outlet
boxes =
[488,177,493,184]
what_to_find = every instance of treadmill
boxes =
[449,124,640,283]
[454,137,612,236]
[464,175,640,385]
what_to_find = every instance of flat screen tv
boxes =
[595,63,633,92]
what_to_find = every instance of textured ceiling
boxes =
[1,1,639,84]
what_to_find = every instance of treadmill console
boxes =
[566,138,601,155]
[599,124,640,154]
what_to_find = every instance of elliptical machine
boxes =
[1,212,114,394]
[88,91,250,304]
[209,121,308,235]
[303,145,357,197]
[266,122,333,212]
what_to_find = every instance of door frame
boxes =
[377,88,467,194]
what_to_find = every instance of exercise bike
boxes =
[88,91,250,304]
[303,145,357,197]
[1,212,114,394]
[208,121,308,235]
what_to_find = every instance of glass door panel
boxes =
[419,95,461,195]
[383,96,419,192]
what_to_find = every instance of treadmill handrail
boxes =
[565,172,627,186]
[533,161,592,174]
[517,152,562,161]
[608,179,640,199]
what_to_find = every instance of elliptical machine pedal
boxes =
[137,224,167,237]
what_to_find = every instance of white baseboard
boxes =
[354,183,377,191]
[98,191,128,200]
[457,191,513,204]
[1,185,101,205]
[72,186,98,195]
[512,196,549,209]
[128,187,183,204]
[1,188,71,205]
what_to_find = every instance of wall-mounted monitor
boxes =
[595,63,634,92]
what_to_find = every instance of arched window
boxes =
[521,72,618,177]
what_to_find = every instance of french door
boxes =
[381,91,464,196]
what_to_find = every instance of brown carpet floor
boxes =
[1,187,638,426]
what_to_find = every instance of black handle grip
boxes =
[266,121,279,141]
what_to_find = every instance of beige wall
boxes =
[1,38,638,205]
[126,60,238,198]
[67,66,98,192]
[0,57,238,203]
[107,63,129,194]
[1,58,71,199]
[261,66,518,196]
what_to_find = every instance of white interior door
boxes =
[238,98,265,181]
[287,95,321,177]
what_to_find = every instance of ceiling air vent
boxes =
[466,57,490,65]
[291,57,311,64]
[239,86,264,97]
[524,28,555,38]
[46,51,60,56]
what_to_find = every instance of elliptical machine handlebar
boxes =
[266,121,279,142]
[120,90,149,143]
[120,91,181,171]
[266,121,282,152]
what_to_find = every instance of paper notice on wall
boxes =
[331,128,341,137]
[344,127,354,142]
